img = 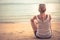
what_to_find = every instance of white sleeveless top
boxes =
[36,15,52,37]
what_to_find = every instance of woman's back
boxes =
[36,14,52,38]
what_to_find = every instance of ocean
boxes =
[0,3,60,23]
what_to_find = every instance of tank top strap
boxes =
[36,15,42,22]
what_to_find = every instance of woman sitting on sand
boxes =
[30,4,52,39]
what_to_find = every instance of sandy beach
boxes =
[0,22,60,40]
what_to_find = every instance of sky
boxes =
[0,0,60,3]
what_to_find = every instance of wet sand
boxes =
[0,22,60,40]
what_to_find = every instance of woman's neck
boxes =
[40,13,45,16]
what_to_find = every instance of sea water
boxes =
[0,3,60,23]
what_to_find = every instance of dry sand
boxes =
[0,22,60,40]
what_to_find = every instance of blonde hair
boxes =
[39,4,46,8]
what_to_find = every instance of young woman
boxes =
[30,4,52,39]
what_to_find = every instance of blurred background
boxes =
[0,0,60,40]
[0,0,60,23]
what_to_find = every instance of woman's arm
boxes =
[30,16,37,32]
[49,15,52,34]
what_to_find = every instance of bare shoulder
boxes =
[30,15,36,21]
[49,14,51,18]
[31,15,36,20]
[48,14,51,20]
[46,14,51,17]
